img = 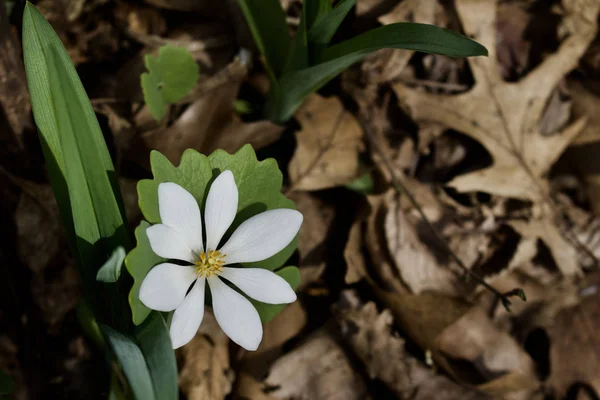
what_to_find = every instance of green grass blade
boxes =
[237,0,290,78]
[101,325,157,400]
[135,313,178,400]
[321,22,488,62]
[308,0,356,46]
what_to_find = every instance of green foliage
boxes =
[128,145,300,324]
[0,370,15,396]
[5,1,14,16]
[237,0,488,122]
[101,325,157,400]
[97,246,127,283]
[141,45,200,120]
[22,3,178,399]
[345,172,375,194]
[126,221,165,325]
[134,313,178,400]
[23,0,129,326]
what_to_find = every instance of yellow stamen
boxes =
[195,250,226,277]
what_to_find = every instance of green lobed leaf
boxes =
[141,45,200,121]
[268,23,487,122]
[237,0,290,78]
[97,246,127,283]
[250,266,300,323]
[130,145,299,324]
[101,325,156,400]
[126,221,165,325]
[135,313,178,400]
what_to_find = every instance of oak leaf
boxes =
[393,0,599,201]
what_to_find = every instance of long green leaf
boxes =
[268,23,487,121]
[237,0,290,78]
[308,0,356,46]
[135,313,178,400]
[23,2,131,326]
[101,325,157,400]
[321,22,488,62]
[23,6,178,400]
[284,0,310,73]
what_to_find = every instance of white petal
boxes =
[139,263,197,312]
[220,209,303,264]
[204,171,238,251]
[170,278,206,349]
[146,224,197,262]
[207,276,262,351]
[158,182,203,253]
[220,267,297,304]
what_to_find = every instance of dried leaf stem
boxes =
[364,116,524,312]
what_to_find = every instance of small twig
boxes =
[363,108,524,312]
[393,78,469,93]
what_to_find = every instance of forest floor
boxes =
[2,0,600,399]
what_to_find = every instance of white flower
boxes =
[138,170,302,351]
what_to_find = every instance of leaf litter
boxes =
[5,0,600,399]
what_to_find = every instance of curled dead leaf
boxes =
[265,324,369,400]
[334,290,490,399]
[435,307,539,397]
[240,301,307,379]
[178,311,234,400]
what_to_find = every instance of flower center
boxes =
[195,250,226,277]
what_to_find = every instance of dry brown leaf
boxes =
[0,17,31,140]
[240,301,307,378]
[435,307,539,397]
[265,324,369,400]
[546,275,600,398]
[383,189,463,295]
[178,311,234,400]
[374,289,471,368]
[344,214,368,284]
[565,79,600,213]
[364,193,408,292]
[233,373,279,400]
[496,2,531,80]
[288,94,364,191]
[393,0,598,201]
[334,291,490,399]
[289,192,335,290]
[15,182,61,273]
[142,0,227,14]
[510,215,580,276]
